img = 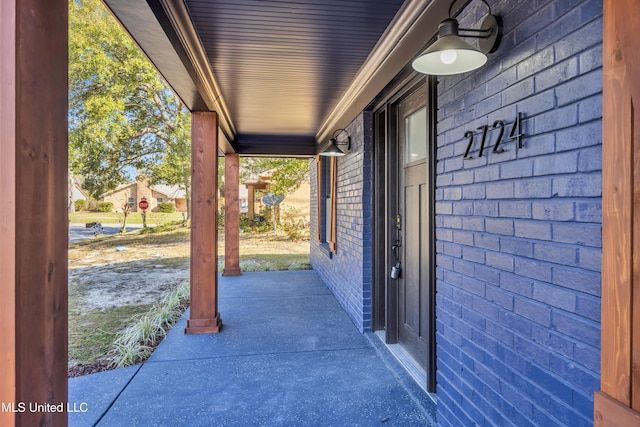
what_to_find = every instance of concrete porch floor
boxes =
[69,270,436,426]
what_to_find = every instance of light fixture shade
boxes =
[320,138,346,156]
[412,33,487,75]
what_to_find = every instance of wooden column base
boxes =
[185,314,222,334]
[222,267,242,276]
[595,391,640,426]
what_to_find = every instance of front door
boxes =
[396,84,431,370]
[372,76,435,392]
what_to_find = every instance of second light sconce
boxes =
[320,129,351,157]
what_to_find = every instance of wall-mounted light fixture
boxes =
[320,129,351,157]
[412,0,502,75]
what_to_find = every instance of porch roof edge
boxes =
[316,0,467,142]
[103,0,237,146]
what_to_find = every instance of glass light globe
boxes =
[440,49,457,65]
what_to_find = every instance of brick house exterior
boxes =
[311,113,374,333]
[310,0,602,425]
[102,181,187,212]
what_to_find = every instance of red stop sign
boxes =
[139,199,149,210]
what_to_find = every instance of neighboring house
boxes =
[241,174,310,220]
[71,183,88,203]
[150,184,188,212]
[102,180,187,212]
[281,180,310,219]
[68,180,89,213]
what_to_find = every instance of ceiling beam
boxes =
[234,134,317,157]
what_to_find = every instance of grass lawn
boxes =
[69,211,185,225]
[220,230,311,271]
[68,225,310,374]
[68,304,152,365]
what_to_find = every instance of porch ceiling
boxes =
[186,0,404,135]
[104,0,454,155]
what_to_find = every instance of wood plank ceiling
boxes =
[184,0,406,143]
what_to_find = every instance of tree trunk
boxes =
[120,202,130,233]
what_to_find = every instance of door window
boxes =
[405,106,427,163]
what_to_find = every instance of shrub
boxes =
[98,201,113,212]
[74,199,87,211]
[280,218,310,241]
[87,200,100,211]
[108,282,190,368]
[279,207,310,241]
[238,210,272,232]
[239,213,252,230]
[158,202,176,213]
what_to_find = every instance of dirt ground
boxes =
[68,227,310,313]
[68,227,311,375]
[68,232,190,312]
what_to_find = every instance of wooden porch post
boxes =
[185,112,222,334]
[595,0,640,425]
[223,153,242,276]
[0,1,68,425]
[247,185,255,220]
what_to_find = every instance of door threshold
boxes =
[374,331,427,392]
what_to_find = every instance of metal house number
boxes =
[463,112,525,160]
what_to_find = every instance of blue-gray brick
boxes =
[555,70,602,106]
[514,220,552,241]
[534,57,579,92]
[576,201,602,223]
[579,94,603,123]
[552,222,601,247]
[533,152,578,175]
[486,218,515,236]
[515,179,553,199]
[500,158,534,179]
[500,237,534,257]
[533,243,577,266]
[532,282,577,311]
[552,174,601,197]
[532,201,576,221]
[514,258,552,282]
[578,145,602,172]
[310,113,373,332]
[556,120,601,151]
[486,181,515,199]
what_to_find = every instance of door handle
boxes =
[391,240,402,279]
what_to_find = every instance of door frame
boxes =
[372,72,437,392]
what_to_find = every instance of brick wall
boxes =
[310,112,373,332]
[435,0,602,425]
[103,183,136,212]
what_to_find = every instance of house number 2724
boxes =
[463,113,525,160]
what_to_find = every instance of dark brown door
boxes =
[396,84,430,369]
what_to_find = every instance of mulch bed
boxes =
[68,360,115,378]
[68,302,189,378]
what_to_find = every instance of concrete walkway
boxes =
[69,270,436,426]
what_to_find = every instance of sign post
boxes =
[262,193,285,236]
[139,197,149,228]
